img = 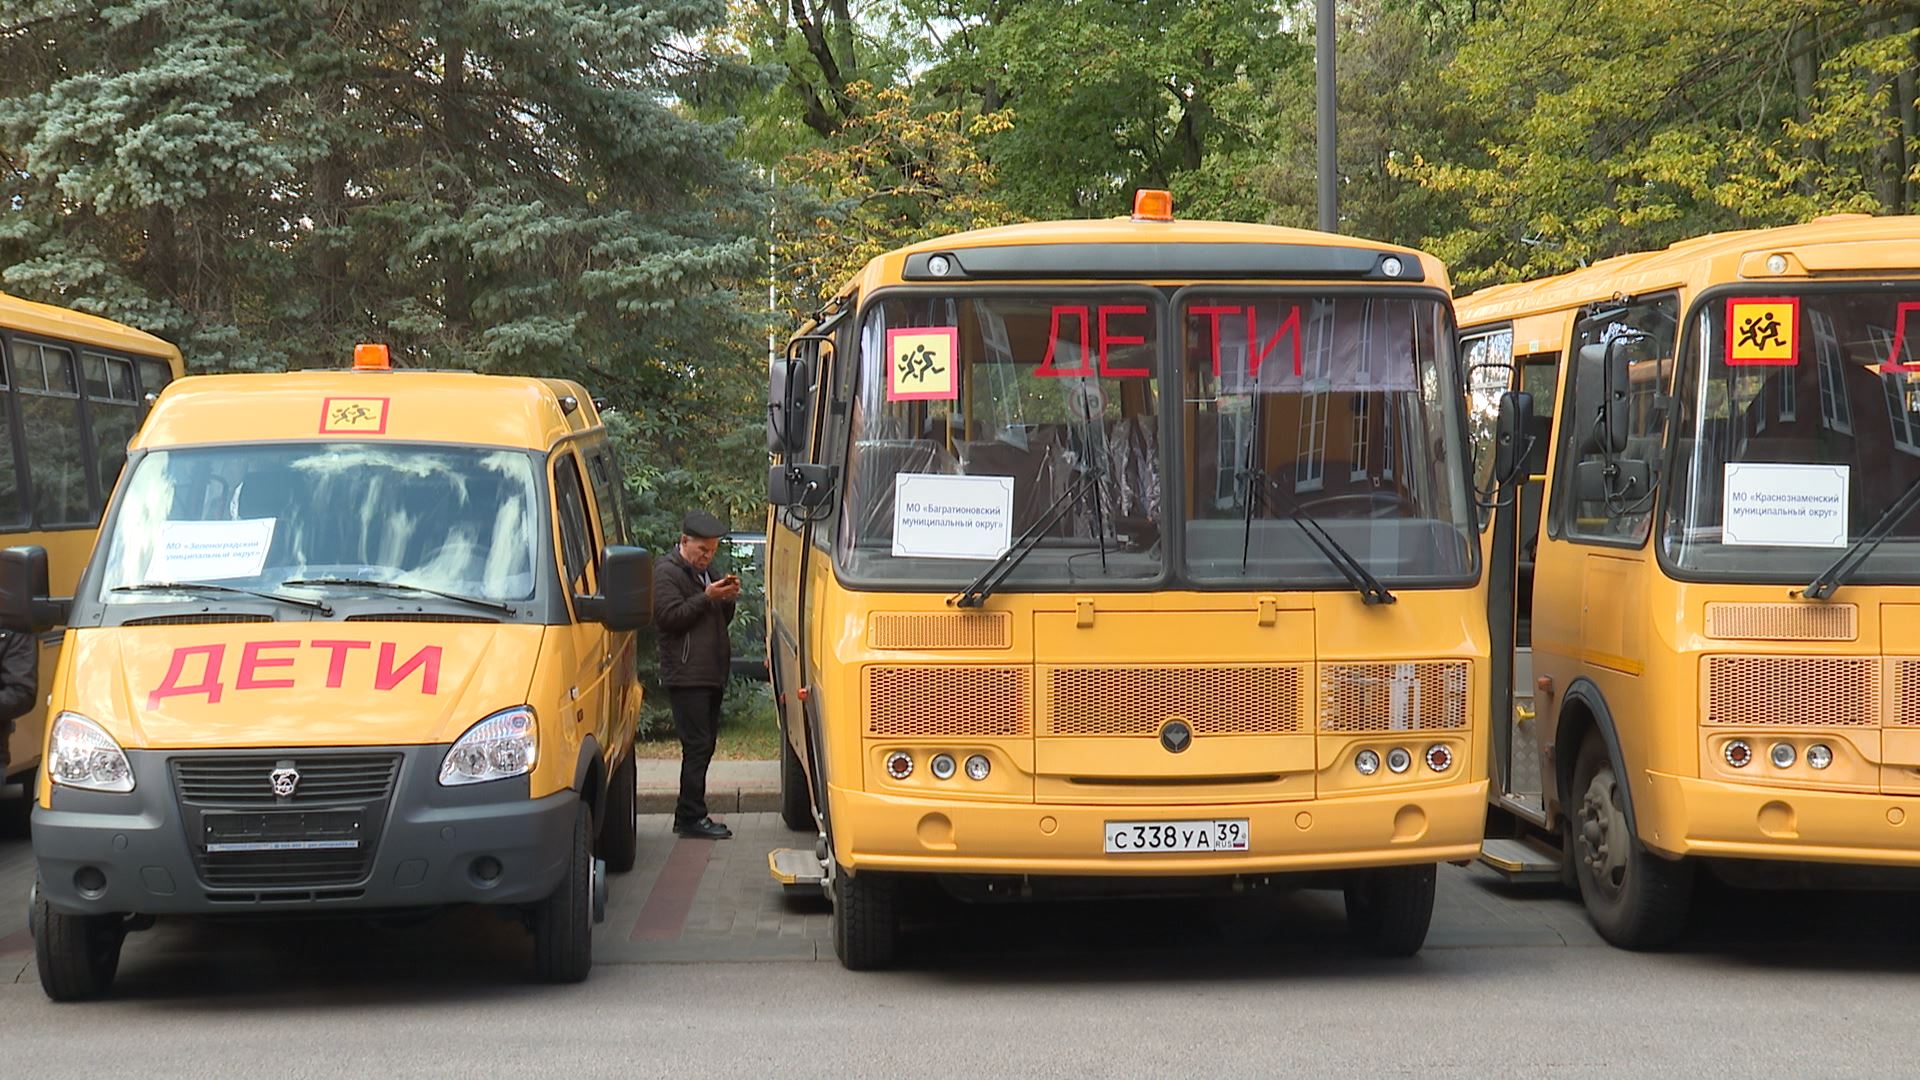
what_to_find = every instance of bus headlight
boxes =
[1806,744,1833,770]
[48,713,135,793]
[1354,749,1381,776]
[440,707,538,786]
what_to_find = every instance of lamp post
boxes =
[1316,0,1337,233]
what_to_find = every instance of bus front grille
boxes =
[1319,662,1469,733]
[1892,660,1920,726]
[1042,665,1305,737]
[1703,656,1879,726]
[865,666,1031,737]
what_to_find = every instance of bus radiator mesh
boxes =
[1704,603,1856,641]
[1042,666,1304,736]
[869,611,1012,650]
[864,666,1030,737]
[1318,662,1470,732]
[1704,656,1878,726]
[1893,660,1920,727]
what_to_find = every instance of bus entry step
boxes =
[1479,837,1563,884]
[768,848,827,891]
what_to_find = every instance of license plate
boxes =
[1104,819,1249,854]
[203,810,362,854]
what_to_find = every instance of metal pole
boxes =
[1315,0,1337,233]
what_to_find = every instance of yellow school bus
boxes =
[1460,215,1920,947]
[0,292,183,822]
[765,192,1492,967]
[9,345,650,998]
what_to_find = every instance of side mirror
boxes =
[0,545,60,633]
[1492,390,1535,486]
[581,546,653,630]
[1576,458,1651,504]
[767,355,814,455]
[768,463,834,508]
[1598,333,1645,456]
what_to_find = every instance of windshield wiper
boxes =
[1241,470,1396,605]
[1293,509,1396,605]
[113,581,332,615]
[283,577,515,615]
[951,470,1104,609]
[1800,479,1920,600]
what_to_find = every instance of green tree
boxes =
[1403,0,1920,287]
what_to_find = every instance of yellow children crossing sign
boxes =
[1726,297,1799,366]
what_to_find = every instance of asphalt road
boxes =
[3,813,1918,1078]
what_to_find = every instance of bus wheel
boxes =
[600,750,638,874]
[532,802,595,983]
[30,879,125,1001]
[1343,864,1436,957]
[830,866,899,971]
[779,726,812,832]
[1571,733,1692,949]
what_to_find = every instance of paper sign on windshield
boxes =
[147,519,277,581]
[1721,463,1847,547]
[887,328,958,401]
[1727,298,1799,366]
[892,474,1012,560]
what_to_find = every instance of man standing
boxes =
[654,510,740,839]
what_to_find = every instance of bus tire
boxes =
[779,725,812,832]
[600,750,638,874]
[1571,732,1692,949]
[532,802,595,984]
[1343,864,1436,957]
[830,865,899,971]
[31,879,124,1001]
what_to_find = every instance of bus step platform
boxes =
[1479,836,1563,884]
[768,848,827,891]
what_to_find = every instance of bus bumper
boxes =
[31,748,577,916]
[828,780,1487,876]
[1644,772,1920,865]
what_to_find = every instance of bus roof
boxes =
[813,216,1450,331]
[1456,214,1920,331]
[0,289,181,361]
[134,370,601,452]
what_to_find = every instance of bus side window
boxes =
[586,445,629,547]
[0,340,22,527]
[1552,295,1678,545]
[553,451,597,596]
[14,340,92,527]
[136,357,174,400]
[83,351,141,500]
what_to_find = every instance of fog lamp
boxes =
[1386,747,1412,774]
[1806,744,1833,770]
[964,754,991,781]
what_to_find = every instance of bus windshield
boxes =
[840,292,1163,586]
[1182,292,1475,585]
[1664,288,1920,581]
[836,289,1474,589]
[97,442,544,605]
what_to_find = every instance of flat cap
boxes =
[681,509,727,539]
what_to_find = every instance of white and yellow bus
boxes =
[765,192,1499,967]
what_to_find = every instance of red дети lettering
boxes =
[145,639,443,708]
[310,639,372,688]
[1097,305,1150,377]
[375,643,442,696]
[147,644,227,709]
[1189,303,1304,380]
[1037,305,1093,378]
[235,639,299,691]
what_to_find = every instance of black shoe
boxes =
[673,817,732,840]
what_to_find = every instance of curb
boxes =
[637,790,781,814]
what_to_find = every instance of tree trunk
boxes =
[1790,17,1821,190]
[1900,13,1917,210]
[442,38,470,334]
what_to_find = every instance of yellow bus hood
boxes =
[62,623,546,749]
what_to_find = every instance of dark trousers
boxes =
[670,686,725,826]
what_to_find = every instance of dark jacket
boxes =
[654,548,736,689]
[0,628,35,734]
